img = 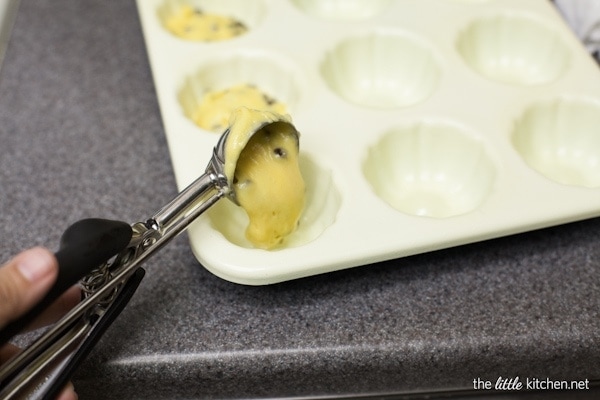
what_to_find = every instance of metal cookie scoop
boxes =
[0,113,298,400]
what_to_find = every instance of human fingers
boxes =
[0,247,58,329]
[1,342,78,400]
[25,285,81,331]
[0,341,19,364]
[0,249,79,399]
[55,382,78,400]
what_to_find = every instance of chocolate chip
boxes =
[230,21,247,30]
[263,94,276,106]
[273,147,286,157]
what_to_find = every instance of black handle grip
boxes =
[0,218,132,344]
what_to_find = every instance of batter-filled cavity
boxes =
[164,5,248,41]
[193,84,287,133]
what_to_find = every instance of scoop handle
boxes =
[40,268,145,400]
[0,218,132,344]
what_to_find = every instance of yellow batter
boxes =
[164,5,247,41]
[193,84,287,133]
[225,108,305,250]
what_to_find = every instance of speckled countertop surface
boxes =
[0,1,599,399]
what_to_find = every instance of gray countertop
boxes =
[0,1,599,399]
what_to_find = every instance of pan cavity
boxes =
[157,0,265,41]
[321,30,441,108]
[512,97,600,188]
[363,121,496,218]
[208,155,342,249]
[457,13,570,85]
[290,0,392,20]
[178,51,304,133]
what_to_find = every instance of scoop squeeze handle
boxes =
[0,218,132,344]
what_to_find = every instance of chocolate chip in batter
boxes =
[263,94,277,106]
[273,147,286,158]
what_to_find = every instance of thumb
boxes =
[0,247,58,328]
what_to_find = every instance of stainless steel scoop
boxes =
[0,118,298,400]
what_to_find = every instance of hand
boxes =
[0,247,81,400]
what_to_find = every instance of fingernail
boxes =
[17,248,54,283]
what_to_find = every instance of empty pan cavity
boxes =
[290,0,391,21]
[363,121,496,218]
[457,12,571,86]
[512,97,600,188]
[321,29,441,108]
